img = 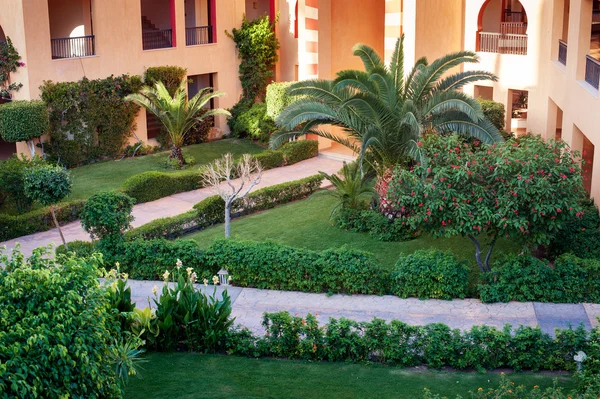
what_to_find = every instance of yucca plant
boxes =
[272,35,503,176]
[318,162,375,217]
[125,80,230,167]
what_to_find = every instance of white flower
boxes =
[228,275,232,282]
[115,262,120,268]
[186,267,193,276]
[163,270,170,281]
[176,259,183,269]
[212,275,219,285]
[203,278,209,287]
[190,272,197,283]
[152,285,158,295]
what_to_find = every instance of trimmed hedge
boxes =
[253,150,285,169]
[266,81,295,120]
[280,140,319,165]
[126,174,323,240]
[0,201,85,241]
[204,239,387,295]
[391,250,469,299]
[0,100,49,143]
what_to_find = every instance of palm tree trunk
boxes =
[170,145,185,168]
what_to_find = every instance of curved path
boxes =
[1,156,343,257]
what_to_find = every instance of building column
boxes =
[384,0,402,64]
[299,0,319,80]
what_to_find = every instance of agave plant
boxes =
[318,162,375,217]
[272,35,503,175]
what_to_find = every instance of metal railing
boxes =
[478,32,528,55]
[186,26,214,46]
[51,35,95,59]
[558,40,568,66]
[585,55,600,89]
[142,29,173,50]
[500,22,527,35]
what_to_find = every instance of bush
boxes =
[0,248,123,398]
[280,140,319,165]
[232,102,276,141]
[477,98,505,132]
[120,170,202,203]
[125,210,200,241]
[550,199,600,259]
[23,164,72,206]
[0,155,46,214]
[204,239,387,295]
[81,191,135,242]
[252,149,285,169]
[144,66,187,95]
[0,200,85,241]
[56,240,96,258]
[0,100,48,144]
[266,81,296,120]
[227,98,253,135]
[335,209,416,242]
[391,250,470,299]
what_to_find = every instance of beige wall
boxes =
[275,0,299,82]
[141,0,172,30]
[245,0,270,21]
[482,0,502,32]
[48,0,91,39]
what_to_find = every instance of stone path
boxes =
[1,156,343,257]
[128,280,600,335]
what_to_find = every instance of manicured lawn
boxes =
[68,139,264,200]
[186,195,521,273]
[125,353,574,399]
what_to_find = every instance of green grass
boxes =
[68,139,264,201]
[125,353,574,399]
[186,195,521,273]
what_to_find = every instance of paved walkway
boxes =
[128,280,600,336]
[1,156,343,257]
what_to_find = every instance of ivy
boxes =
[0,37,24,100]
[226,15,280,101]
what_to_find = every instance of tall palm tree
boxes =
[272,35,503,175]
[126,80,230,167]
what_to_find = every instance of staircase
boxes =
[141,16,158,31]
[141,16,173,50]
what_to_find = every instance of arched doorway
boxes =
[477,0,528,55]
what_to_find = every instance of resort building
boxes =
[1,0,599,199]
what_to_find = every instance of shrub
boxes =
[56,240,96,258]
[81,191,135,243]
[144,66,187,95]
[120,170,202,203]
[252,149,284,169]
[0,100,48,155]
[477,98,505,132]
[391,250,469,299]
[204,239,387,295]
[0,155,46,213]
[0,248,123,398]
[125,210,200,241]
[23,165,72,207]
[550,199,600,259]
[553,254,600,303]
[266,81,296,120]
[280,139,319,165]
[335,209,416,242]
[232,102,276,141]
[227,98,253,135]
[0,37,24,99]
[0,200,85,241]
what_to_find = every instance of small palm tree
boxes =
[126,80,230,167]
[272,35,503,175]
[318,162,375,217]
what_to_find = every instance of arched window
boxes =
[477,0,528,55]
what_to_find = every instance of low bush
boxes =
[227,98,253,135]
[252,149,285,169]
[550,199,600,260]
[391,250,470,300]
[120,170,202,203]
[0,200,85,241]
[280,140,319,165]
[144,66,187,95]
[56,240,96,258]
[0,100,48,147]
[232,102,276,141]
[335,208,416,242]
[0,155,46,214]
[204,239,387,295]
[125,210,200,241]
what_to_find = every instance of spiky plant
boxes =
[318,162,375,217]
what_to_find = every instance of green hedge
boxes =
[266,81,295,120]
[335,208,417,242]
[0,201,85,241]
[126,174,323,240]
[0,100,49,143]
[232,102,276,142]
[391,250,469,299]
[205,239,387,295]
[253,150,285,169]
[144,66,187,95]
[280,140,319,165]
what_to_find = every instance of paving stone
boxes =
[533,303,591,335]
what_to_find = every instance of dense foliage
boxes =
[81,190,135,243]
[23,165,72,207]
[232,102,276,141]
[144,66,187,95]
[280,139,319,164]
[0,248,123,398]
[478,98,506,132]
[391,250,470,299]
[226,15,279,101]
[388,134,586,272]
[335,208,417,242]
[0,37,24,99]
[40,75,143,167]
[266,81,296,120]
[0,100,48,155]
[0,155,46,213]
[549,199,600,259]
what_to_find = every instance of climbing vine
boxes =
[0,37,24,100]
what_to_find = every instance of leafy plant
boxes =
[266,81,296,119]
[0,37,24,99]
[144,66,187,95]
[318,161,374,216]
[81,190,135,245]
[478,98,506,132]
[125,80,229,168]
[232,102,276,141]
[0,154,46,213]
[0,100,49,157]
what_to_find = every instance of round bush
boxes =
[81,190,135,241]
[391,250,469,299]
[0,100,49,143]
[23,164,72,206]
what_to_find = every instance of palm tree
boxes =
[272,35,503,175]
[317,161,375,217]
[126,80,230,167]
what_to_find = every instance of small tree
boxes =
[202,153,262,238]
[388,134,586,272]
[0,100,49,157]
[24,165,72,247]
[81,190,135,246]
[0,37,24,100]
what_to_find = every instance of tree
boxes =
[23,165,72,248]
[81,190,136,246]
[387,134,586,272]
[272,35,503,176]
[0,100,49,157]
[125,80,230,167]
[202,153,262,238]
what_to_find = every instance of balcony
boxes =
[51,35,95,59]
[585,55,600,90]
[142,29,173,50]
[558,40,568,66]
[478,32,528,55]
[185,26,214,46]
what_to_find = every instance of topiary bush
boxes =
[81,190,135,244]
[391,250,470,299]
[232,102,276,141]
[252,149,285,169]
[0,100,48,156]
[266,81,296,120]
[280,140,319,165]
[120,170,202,203]
[56,240,96,258]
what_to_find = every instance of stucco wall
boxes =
[48,0,91,39]
[245,0,270,21]
[141,0,172,30]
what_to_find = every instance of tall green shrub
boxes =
[0,100,48,156]
[232,102,276,141]
[266,81,295,120]
[477,98,506,132]
[144,66,187,95]
[0,155,46,213]
[81,190,135,245]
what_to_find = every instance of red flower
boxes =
[417,141,423,147]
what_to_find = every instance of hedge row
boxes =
[126,174,323,240]
[0,201,85,241]
[121,140,319,203]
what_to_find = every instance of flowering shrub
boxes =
[388,134,586,272]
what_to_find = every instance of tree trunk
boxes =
[484,235,498,272]
[50,206,68,250]
[170,145,185,168]
[224,203,231,238]
[468,235,487,273]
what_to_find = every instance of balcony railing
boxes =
[500,22,527,35]
[558,40,568,66]
[142,29,173,50]
[186,26,214,46]
[478,32,528,55]
[585,55,600,90]
[51,35,95,59]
